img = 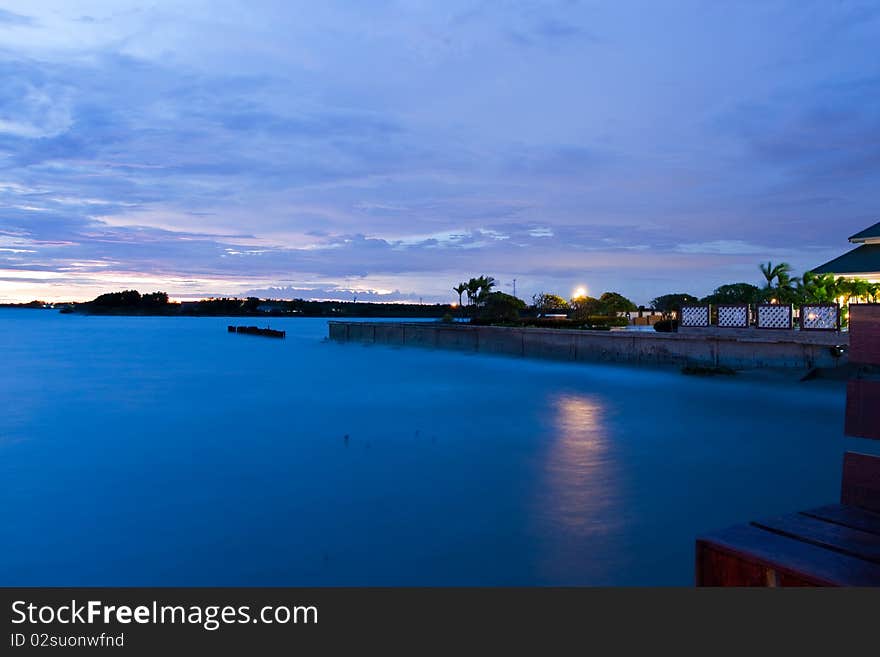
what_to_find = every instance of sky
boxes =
[1,1,879,304]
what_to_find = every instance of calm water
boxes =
[0,309,873,585]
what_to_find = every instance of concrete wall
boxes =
[328,321,850,370]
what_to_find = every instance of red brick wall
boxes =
[849,304,880,366]
[841,450,880,510]
[845,379,880,441]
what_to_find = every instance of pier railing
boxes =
[680,303,842,331]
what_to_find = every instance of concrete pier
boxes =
[328,321,850,370]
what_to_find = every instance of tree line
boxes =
[451,276,638,326]
[60,290,453,317]
[650,261,880,315]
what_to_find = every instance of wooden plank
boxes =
[696,523,880,586]
[752,513,880,564]
[801,504,880,536]
[841,451,880,512]
[696,544,781,586]
[696,543,819,586]
[845,380,880,441]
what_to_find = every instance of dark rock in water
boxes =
[681,364,736,376]
[802,363,879,382]
[228,325,285,338]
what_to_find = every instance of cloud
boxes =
[0,65,73,139]
[0,1,877,305]
[505,145,606,176]
[238,285,423,303]
[675,240,774,256]
[0,9,33,26]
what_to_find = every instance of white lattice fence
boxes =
[717,305,749,328]
[757,304,792,329]
[680,305,710,327]
[801,304,839,330]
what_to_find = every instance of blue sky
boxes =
[1,1,879,304]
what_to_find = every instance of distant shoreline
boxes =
[0,300,453,319]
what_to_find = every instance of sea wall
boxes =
[328,321,851,370]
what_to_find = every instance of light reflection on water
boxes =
[529,394,630,583]
[541,395,617,537]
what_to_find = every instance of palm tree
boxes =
[475,275,496,303]
[798,271,840,304]
[465,278,481,306]
[453,282,467,307]
[776,263,794,287]
[759,261,794,289]
[840,278,871,305]
[777,270,799,289]
[759,261,775,288]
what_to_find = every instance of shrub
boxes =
[653,319,678,332]
[521,318,582,329]
[478,292,526,323]
[584,315,628,328]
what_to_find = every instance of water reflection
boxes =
[538,394,618,537]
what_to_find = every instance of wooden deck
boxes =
[697,304,880,586]
[697,453,880,586]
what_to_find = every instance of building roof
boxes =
[811,244,880,275]
[849,221,880,243]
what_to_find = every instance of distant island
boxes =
[1,290,453,318]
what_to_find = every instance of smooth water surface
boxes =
[0,309,872,585]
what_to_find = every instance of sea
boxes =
[1,309,872,585]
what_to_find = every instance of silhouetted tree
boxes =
[532,292,569,312]
[477,291,526,322]
[598,292,637,315]
[701,283,761,305]
[651,293,699,317]
[569,295,602,320]
[142,291,169,306]
[453,282,468,307]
